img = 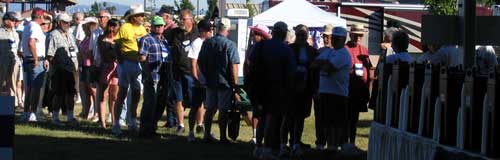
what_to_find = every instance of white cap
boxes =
[82,17,98,24]
[332,27,347,37]
[217,18,231,30]
[57,13,72,22]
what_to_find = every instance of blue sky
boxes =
[78,0,264,10]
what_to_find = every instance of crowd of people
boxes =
[0,3,498,160]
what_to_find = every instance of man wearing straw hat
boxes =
[112,4,148,136]
[344,24,372,153]
[318,24,333,54]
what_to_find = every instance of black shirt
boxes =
[165,27,199,75]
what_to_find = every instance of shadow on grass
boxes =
[15,134,254,160]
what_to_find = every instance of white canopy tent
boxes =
[250,0,347,28]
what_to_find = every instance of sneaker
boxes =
[91,116,99,123]
[106,114,112,123]
[203,133,218,143]
[75,96,81,104]
[176,126,185,135]
[112,125,123,136]
[195,125,204,134]
[28,113,37,122]
[119,119,127,127]
[250,137,257,145]
[292,144,304,156]
[187,132,195,142]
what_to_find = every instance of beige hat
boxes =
[322,24,334,35]
[57,13,72,23]
[217,18,231,30]
[350,24,366,34]
[125,4,146,20]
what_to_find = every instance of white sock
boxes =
[197,123,203,126]
[179,124,185,128]
[253,129,257,138]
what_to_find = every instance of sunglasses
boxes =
[97,16,108,19]
[154,25,164,27]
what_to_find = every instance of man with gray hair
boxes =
[0,11,22,98]
[46,13,79,125]
[198,18,240,143]
[91,10,111,68]
[70,12,85,44]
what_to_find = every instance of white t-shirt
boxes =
[70,23,85,43]
[22,21,46,58]
[187,37,205,84]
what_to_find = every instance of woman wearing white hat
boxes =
[78,17,99,121]
[112,4,148,136]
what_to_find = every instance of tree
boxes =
[205,0,218,20]
[175,0,195,12]
[89,1,104,16]
[89,1,117,16]
[246,0,256,17]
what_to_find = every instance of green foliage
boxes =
[246,0,256,17]
[205,0,218,20]
[175,0,195,12]
[89,1,117,16]
[423,0,458,15]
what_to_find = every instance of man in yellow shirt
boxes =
[112,4,148,136]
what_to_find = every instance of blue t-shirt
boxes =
[386,52,413,64]
[317,47,352,96]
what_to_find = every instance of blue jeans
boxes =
[173,74,193,105]
[23,59,45,89]
[140,81,159,134]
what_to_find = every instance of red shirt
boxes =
[345,41,371,83]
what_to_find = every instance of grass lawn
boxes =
[14,104,373,160]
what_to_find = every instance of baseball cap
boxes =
[157,6,174,15]
[217,18,231,30]
[3,11,22,21]
[151,16,165,25]
[332,27,347,37]
[197,19,213,32]
[57,13,72,23]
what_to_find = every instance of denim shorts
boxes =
[117,60,142,90]
[23,59,45,89]
[172,74,193,103]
